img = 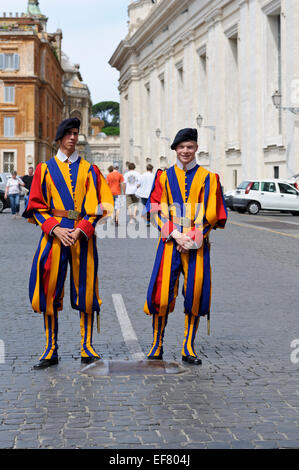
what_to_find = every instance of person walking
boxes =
[4,170,25,218]
[106,164,124,226]
[136,163,155,226]
[22,166,34,209]
[122,162,141,224]
[143,128,227,365]
[23,117,114,369]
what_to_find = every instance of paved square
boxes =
[0,206,299,449]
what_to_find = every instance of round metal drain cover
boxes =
[81,360,186,376]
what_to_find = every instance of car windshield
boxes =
[237,181,250,189]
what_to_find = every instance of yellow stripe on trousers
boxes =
[80,312,99,358]
[181,314,200,357]
[40,313,58,360]
[147,314,168,357]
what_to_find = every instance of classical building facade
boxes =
[0,1,64,174]
[110,0,299,190]
[0,0,101,173]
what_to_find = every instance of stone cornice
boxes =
[109,0,191,69]
[204,7,223,28]
[224,23,239,38]
[261,0,281,15]
[110,0,243,76]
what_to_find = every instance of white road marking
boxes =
[112,293,145,360]
[244,214,299,227]
[229,220,299,239]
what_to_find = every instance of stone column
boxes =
[127,65,141,170]
[238,0,265,180]
[164,46,175,167]
[283,0,299,176]
[205,8,226,176]
[148,63,160,172]
[119,87,129,170]
[183,31,198,131]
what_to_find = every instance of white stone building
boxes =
[109,0,299,191]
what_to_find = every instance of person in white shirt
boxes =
[4,170,25,218]
[136,164,155,226]
[122,162,141,224]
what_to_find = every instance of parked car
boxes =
[0,189,10,213]
[0,173,11,192]
[224,179,299,215]
[288,173,299,190]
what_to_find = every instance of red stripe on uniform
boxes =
[26,163,48,212]
[42,247,52,295]
[215,174,227,227]
[152,249,165,310]
[92,165,102,201]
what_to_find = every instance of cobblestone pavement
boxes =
[0,204,299,450]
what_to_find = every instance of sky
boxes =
[3,0,130,104]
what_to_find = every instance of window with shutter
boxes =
[4,86,15,103]
[4,117,15,137]
[14,54,20,70]
[4,54,13,69]
[1,53,20,70]
[3,152,15,173]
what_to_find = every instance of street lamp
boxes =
[196,114,216,133]
[196,114,203,128]
[272,90,299,115]
[155,128,171,167]
[129,137,142,150]
[196,114,216,142]
[155,128,170,142]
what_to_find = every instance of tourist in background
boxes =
[4,170,25,219]
[22,166,34,209]
[122,162,141,224]
[136,163,154,226]
[106,163,124,226]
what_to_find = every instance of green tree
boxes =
[92,101,119,127]
[101,126,120,136]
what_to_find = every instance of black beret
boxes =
[55,117,81,141]
[170,128,198,150]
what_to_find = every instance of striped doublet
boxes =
[25,155,113,317]
[144,164,227,319]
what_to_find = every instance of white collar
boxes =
[56,148,79,163]
[176,157,197,171]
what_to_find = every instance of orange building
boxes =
[0,2,63,175]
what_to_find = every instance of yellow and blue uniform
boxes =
[144,162,227,359]
[24,155,113,360]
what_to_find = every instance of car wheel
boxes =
[247,201,260,215]
[291,211,299,216]
[0,198,4,213]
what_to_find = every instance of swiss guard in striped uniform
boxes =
[144,128,227,365]
[23,118,113,369]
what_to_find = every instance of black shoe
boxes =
[81,356,101,365]
[33,357,59,370]
[182,355,202,365]
[147,354,163,360]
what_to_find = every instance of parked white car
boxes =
[224,179,299,215]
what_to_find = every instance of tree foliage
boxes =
[101,126,120,136]
[92,101,119,127]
